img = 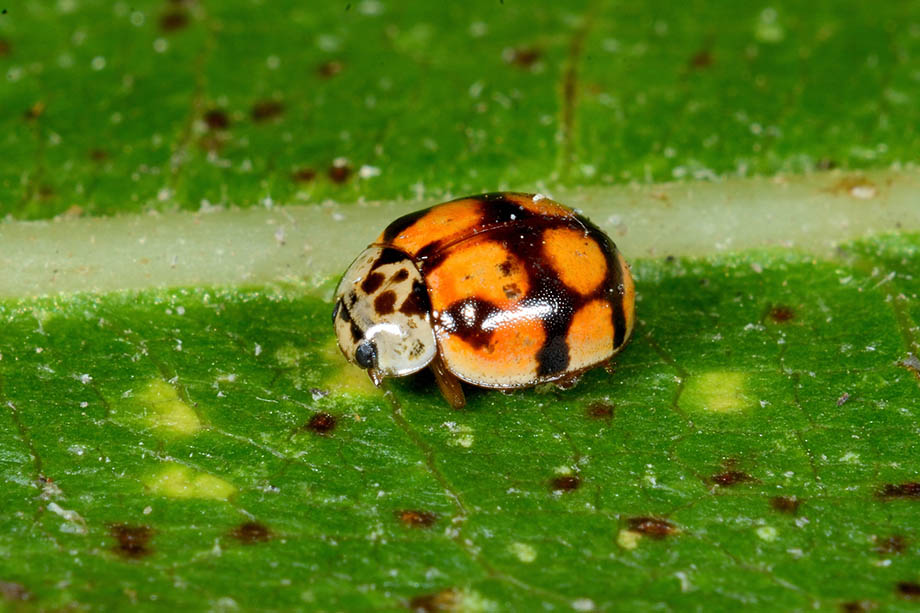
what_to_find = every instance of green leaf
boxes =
[2,0,919,219]
[2,232,920,611]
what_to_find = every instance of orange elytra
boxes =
[332,192,635,408]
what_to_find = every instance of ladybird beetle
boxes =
[332,192,635,408]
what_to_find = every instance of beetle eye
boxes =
[354,341,378,369]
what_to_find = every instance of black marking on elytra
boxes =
[536,335,569,377]
[391,268,409,283]
[443,298,499,350]
[361,271,385,294]
[374,291,397,315]
[349,319,363,344]
[381,209,429,243]
[399,279,430,317]
[369,247,408,271]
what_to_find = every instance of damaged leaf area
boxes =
[1,234,920,611]
[2,0,920,218]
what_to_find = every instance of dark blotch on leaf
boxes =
[89,149,109,162]
[509,47,541,68]
[627,516,678,539]
[159,11,189,32]
[875,535,907,555]
[231,521,271,544]
[878,482,920,499]
[292,168,316,183]
[110,524,153,559]
[769,305,796,322]
[328,163,352,184]
[840,601,876,613]
[397,510,437,528]
[24,101,45,121]
[409,588,457,612]
[0,580,31,601]
[690,49,713,68]
[318,60,344,78]
[710,470,755,486]
[897,582,920,599]
[770,495,801,514]
[306,412,336,435]
[817,158,838,171]
[550,474,580,492]
[0,39,10,57]
[203,109,229,130]
[251,100,284,122]
[586,400,614,419]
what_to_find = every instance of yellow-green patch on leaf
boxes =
[134,379,202,436]
[145,463,236,501]
[681,371,752,414]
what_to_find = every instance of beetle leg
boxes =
[430,355,466,409]
[366,368,384,387]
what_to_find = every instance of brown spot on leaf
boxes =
[328,162,352,184]
[627,516,678,539]
[836,392,850,407]
[292,168,316,183]
[231,521,271,544]
[770,496,801,514]
[251,100,284,122]
[817,158,838,171]
[159,10,189,32]
[769,305,795,323]
[24,101,45,120]
[878,482,920,499]
[508,47,541,68]
[0,39,10,57]
[317,60,344,78]
[897,582,920,599]
[550,474,580,492]
[203,109,229,130]
[89,148,109,162]
[689,49,713,68]
[306,412,336,435]
[875,534,907,555]
[198,134,225,152]
[409,588,458,612]
[586,400,614,420]
[37,185,55,200]
[397,509,437,528]
[0,580,31,601]
[109,524,153,559]
[840,601,876,613]
[710,470,755,486]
